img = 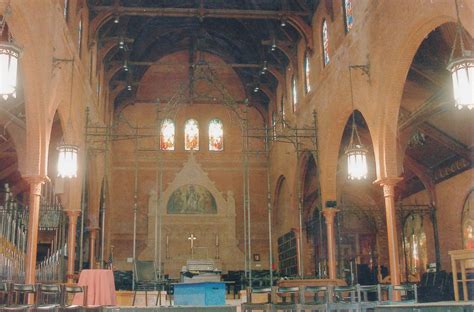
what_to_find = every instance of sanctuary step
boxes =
[104,306,236,312]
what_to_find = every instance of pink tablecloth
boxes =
[72,269,117,306]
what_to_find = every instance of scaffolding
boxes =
[82,58,322,289]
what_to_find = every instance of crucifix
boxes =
[188,234,197,258]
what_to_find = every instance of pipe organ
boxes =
[0,184,26,282]
[0,182,67,283]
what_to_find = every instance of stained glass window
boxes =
[160,119,175,151]
[292,75,297,112]
[64,0,69,21]
[343,0,354,32]
[209,119,223,151]
[322,19,330,66]
[78,18,83,55]
[462,191,474,249]
[185,119,199,151]
[304,52,311,93]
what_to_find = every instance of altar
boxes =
[140,155,245,277]
[173,282,226,306]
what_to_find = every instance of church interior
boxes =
[0,0,473,311]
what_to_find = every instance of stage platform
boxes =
[104,306,236,312]
[375,301,474,311]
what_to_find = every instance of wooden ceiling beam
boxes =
[403,153,436,204]
[409,64,445,88]
[0,162,17,180]
[0,140,14,153]
[90,6,310,19]
[417,122,472,161]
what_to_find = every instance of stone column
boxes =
[89,228,99,269]
[322,208,340,280]
[378,177,402,301]
[24,176,46,286]
[65,210,81,283]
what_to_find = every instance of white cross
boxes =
[188,234,197,251]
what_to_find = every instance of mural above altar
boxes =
[167,184,217,214]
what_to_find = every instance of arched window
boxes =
[403,213,427,276]
[322,19,330,66]
[78,17,83,55]
[64,0,69,21]
[343,0,354,32]
[292,75,297,112]
[185,119,199,151]
[208,119,223,151]
[462,191,474,249]
[160,119,175,151]
[304,51,311,93]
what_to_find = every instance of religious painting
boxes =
[208,119,224,151]
[185,119,199,150]
[160,119,175,151]
[167,184,217,214]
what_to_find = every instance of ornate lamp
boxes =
[0,17,20,100]
[345,66,368,180]
[447,0,474,110]
[57,144,78,178]
[56,58,79,178]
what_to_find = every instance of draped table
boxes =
[72,269,117,306]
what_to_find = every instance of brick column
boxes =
[65,210,81,283]
[89,228,99,269]
[322,208,339,280]
[24,176,47,286]
[378,177,402,301]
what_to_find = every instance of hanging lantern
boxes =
[447,0,474,110]
[0,21,20,100]
[345,142,368,180]
[447,53,474,110]
[57,144,78,178]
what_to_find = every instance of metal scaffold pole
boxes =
[265,125,273,284]
[100,126,109,268]
[132,125,139,291]
[78,108,91,271]
[245,108,252,287]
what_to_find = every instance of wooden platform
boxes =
[375,301,474,311]
[104,306,236,312]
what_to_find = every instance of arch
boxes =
[375,15,462,179]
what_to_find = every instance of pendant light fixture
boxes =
[0,15,21,100]
[447,0,474,110]
[345,66,368,180]
[57,58,79,178]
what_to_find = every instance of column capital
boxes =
[64,210,81,218]
[322,208,340,222]
[23,175,49,185]
[373,177,403,187]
